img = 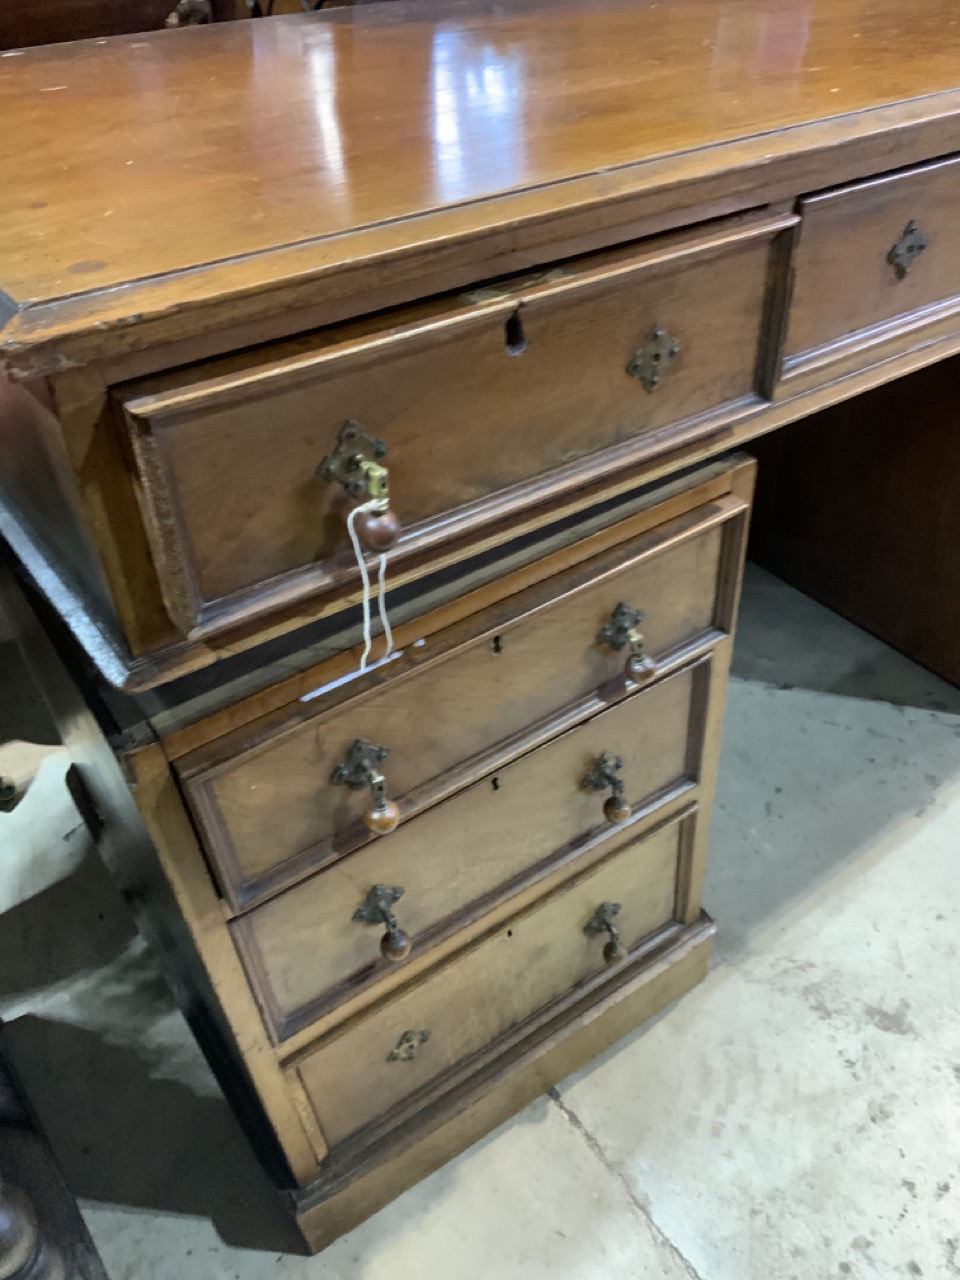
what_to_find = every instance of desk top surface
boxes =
[3,0,960,374]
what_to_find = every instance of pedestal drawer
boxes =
[231,658,709,1042]
[180,494,746,910]
[289,806,696,1150]
[117,209,786,639]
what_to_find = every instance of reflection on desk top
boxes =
[2,0,960,374]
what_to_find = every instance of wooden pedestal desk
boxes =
[2,0,960,1250]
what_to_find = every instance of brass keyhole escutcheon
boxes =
[626,326,681,391]
[887,219,928,280]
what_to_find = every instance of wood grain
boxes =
[3,0,960,374]
[117,211,779,634]
[180,503,731,909]
[291,808,693,1149]
[232,660,707,1040]
[751,356,960,686]
[294,910,714,1251]
[782,155,960,383]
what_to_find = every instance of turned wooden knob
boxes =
[603,795,632,824]
[585,902,627,965]
[332,740,400,837]
[364,798,401,835]
[584,752,631,825]
[354,885,412,965]
[627,652,658,682]
[355,507,401,551]
[603,936,628,965]
[381,927,412,962]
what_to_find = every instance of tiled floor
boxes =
[2,565,959,1279]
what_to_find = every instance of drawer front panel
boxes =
[292,808,694,1149]
[232,659,708,1041]
[119,213,782,635]
[783,156,960,376]
[182,501,738,910]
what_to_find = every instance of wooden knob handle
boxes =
[355,507,401,551]
[603,936,628,965]
[381,927,411,962]
[627,652,657,682]
[364,798,401,835]
[585,902,627,965]
[603,795,632,824]
[354,884,412,964]
[584,753,631,824]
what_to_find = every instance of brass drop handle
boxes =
[598,603,657,681]
[317,419,402,551]
[331,738,401,835]
[353,884,411,962]
[582,752,631,824]
[585,901,627,965]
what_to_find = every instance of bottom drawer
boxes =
[290,805,696,1149]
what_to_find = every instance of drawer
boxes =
[117,209,786,637]
[782,155,960,385]
[231,658,708,1041]
[289,806,696,1150]
[180,495,745,910]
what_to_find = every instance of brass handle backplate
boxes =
[626,325,681,391]
[317,419,401,550]
[887,219,928,280]
[331,738,400,834]
[353,884,411,961]
[387,1029,431,1062]
[598,603,657,680]
[585,901,627,964]
[582,752,631,824]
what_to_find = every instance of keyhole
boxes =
[491,776,500,792]
[491,634,503,655]
[504,310,527,357]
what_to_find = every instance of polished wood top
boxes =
[3,0,960,374]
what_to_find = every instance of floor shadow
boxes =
[0,639,58,747]
[732,564,960,713]
[3,1015,305,1255]
[706,665,960,963]
[0,847,136,1001]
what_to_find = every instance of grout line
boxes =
[548,1087,705,1280]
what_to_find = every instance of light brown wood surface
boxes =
[232,660,706,1040]
[5,0,960,374]
[783,155,960,380]
[117,212,777,635]
[752,356,960,686]
[292,809,691,1149]
[182,505,730,909]
[295,911,714,1251]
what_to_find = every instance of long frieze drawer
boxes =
[116,209,787,637]
[179,497,744,911]
[288,807,696,1150]
[231,659,709,1042]
[782,155,960,384]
